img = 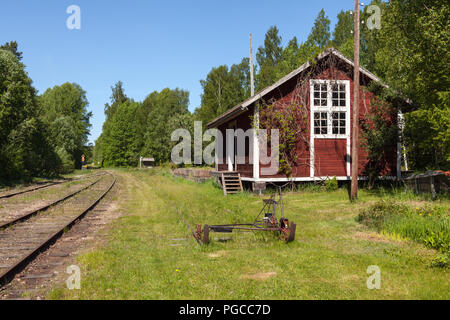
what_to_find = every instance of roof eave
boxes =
[206,105,249,129]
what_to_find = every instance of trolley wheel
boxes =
[286,222,296,243]
[203,225,210,245]
[195,224,202,242]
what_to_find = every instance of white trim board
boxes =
[241,176,398,183]
[253,104,260,180]
[310,80,351,178]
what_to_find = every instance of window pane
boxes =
[331,83,347,108]
[314,112,328,135]
[313,82,328,107]
[331,112,347,135]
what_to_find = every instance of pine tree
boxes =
[256,26,283,90]
[307,9,331,49]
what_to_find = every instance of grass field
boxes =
[50,168,449,300]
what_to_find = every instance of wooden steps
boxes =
[221,172,243,196]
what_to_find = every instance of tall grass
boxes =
[364,184,450,202]
[358,201,450,266]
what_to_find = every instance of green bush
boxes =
[430,253,449,269]
[325,177,339,192]
[358,201,450,255]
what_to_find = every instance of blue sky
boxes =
[1,0,355,144]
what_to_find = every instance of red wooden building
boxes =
[206,48,401,189]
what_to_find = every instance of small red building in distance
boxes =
[206,48,402,189]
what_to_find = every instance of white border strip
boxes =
[241,176,398,182]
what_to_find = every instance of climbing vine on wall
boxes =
[252,52,344,178]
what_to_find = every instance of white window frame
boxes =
[309,79,351,178]
[310,79,350,139]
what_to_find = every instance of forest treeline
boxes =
[0,42,92,181]
[95,0,448,171]
[1,0,448,180]
[94,83,193,167]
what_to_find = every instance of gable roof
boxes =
[206,47,387,129]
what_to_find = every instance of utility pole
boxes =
[351,0,360,201]
[250,33,255,97]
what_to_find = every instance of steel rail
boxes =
[0,172,116,287]
[0,174,106,230]
[0,182,61,200]
[0,172,105,200]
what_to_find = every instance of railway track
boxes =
[0,172,116,288]
[0,172,104,200]
[0,175,105,230]
[0,182,62,200]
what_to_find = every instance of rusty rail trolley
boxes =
[194,187,296,244]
